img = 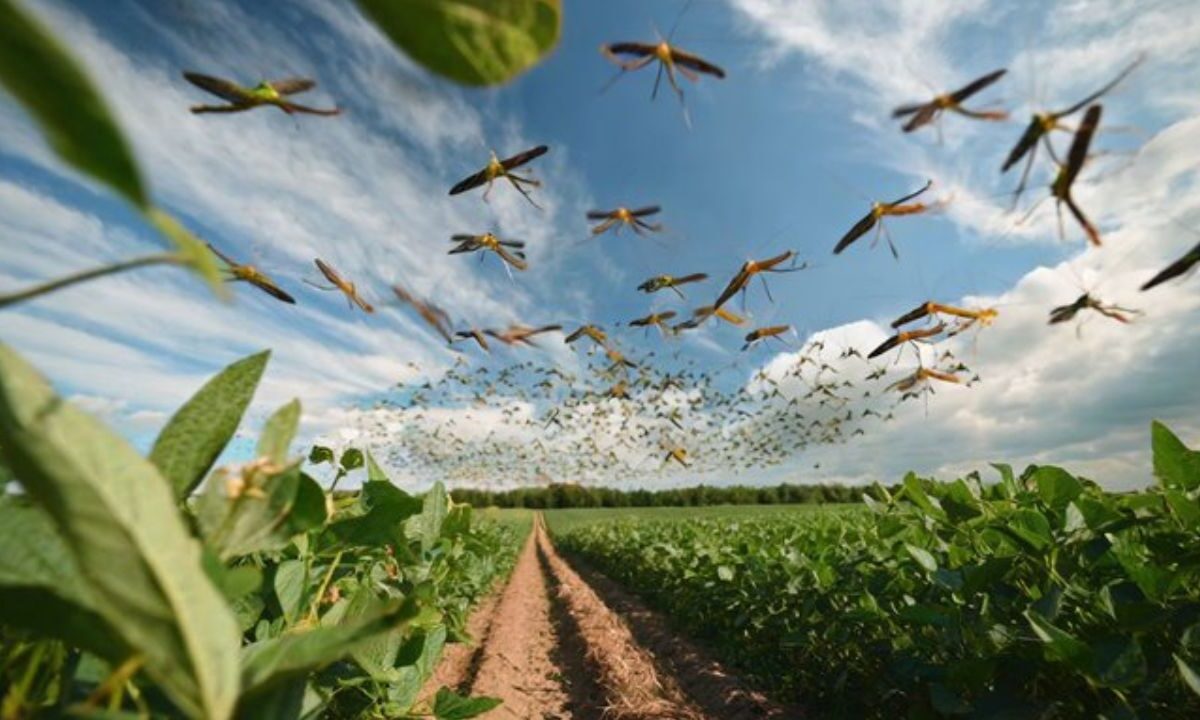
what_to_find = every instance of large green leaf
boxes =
[0,343,241,719]
[417,481,449,552]
[258,399,301,465]
[356,0,560,86]
[151,351,270,500]
[0,496,125,656]
[1152,421,1200,491]
[327,480,422,548]
[1032,466,1083,510]
[0,0,146,207]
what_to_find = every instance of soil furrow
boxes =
[424,514,793,719]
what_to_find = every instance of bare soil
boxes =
[421,514,798,719]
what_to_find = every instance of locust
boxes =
[449,233,528,273]
[564,324,609,348]
[606,348,638,372]
[637,273,709,299]
[1002,56,1142,206]
[588,206,663,236]
[891,301,997,338]
[449,146,548,207]
[600,36,724,126]
[1048,293,1138,325]
[662,447,691,468]
[1142,239,1200,291]
[306,259,372,313]
[892,69,1008,133]
[742,325,791,351]
[1036,104,1104,246]
[868,322,947,360]
[629,311,678,336]
[484,324,563,347]
[207,243,295,304]
[393,285,454,343]
[887,366,962,393]
[673,305,746,332]
[834,180,935,258]
[453,328,490,352]
[713,250,806,311]
[183,72,340,115]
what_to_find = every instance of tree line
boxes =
[450,482,869,509]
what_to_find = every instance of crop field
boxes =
[543,503,856,534]
[554,426,1200,718]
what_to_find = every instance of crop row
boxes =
[0,347,524,719]
[556,422,1200,718]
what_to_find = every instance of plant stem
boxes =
[0,253,183,309]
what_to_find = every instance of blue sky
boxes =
[1,0,1199,491]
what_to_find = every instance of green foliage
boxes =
[432,687,502,719]
[151,351,270,499]
[0,345,525,718]
[0,343,241,719]
[557,422,1200,718]
[0,3,223,301]
[357,0,560,86]
[0,0,145,207]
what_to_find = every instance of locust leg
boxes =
[1010,144,1040,211]
[759,274,774,303]
[505,175,542,209]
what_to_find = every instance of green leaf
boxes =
[1026,610,1092,672]
[432,687,502,720]
[364,450,387,480]
[0,0,146,206]
[274,560,308,625]
[150,351,270,500]
[1006,508,1052,551]
[143,208,226,297]
[341,447,365,471]
[197,466,327,560]
[1175,654,1200,697]
[902,472,946,520]
[238,599,422,704]
[356,0,560,86]
[0,343,240,719]
[991,462,1018,499]
[905,543,938,573]
[0,496,125,657]
[1152,420,1200,491]
[327,480,421,547]
[1165,489,1200,529]
[716,564,735,581]
[1032,466,1083,510]
[417,481,449,552]
[308,445,334,465]
[258,399,301,465]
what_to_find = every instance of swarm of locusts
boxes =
[167,8,1182,485]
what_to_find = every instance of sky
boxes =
[1,0,1199,492]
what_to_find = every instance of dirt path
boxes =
[422,514,796,719]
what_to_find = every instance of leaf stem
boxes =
[0,253,183,309]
